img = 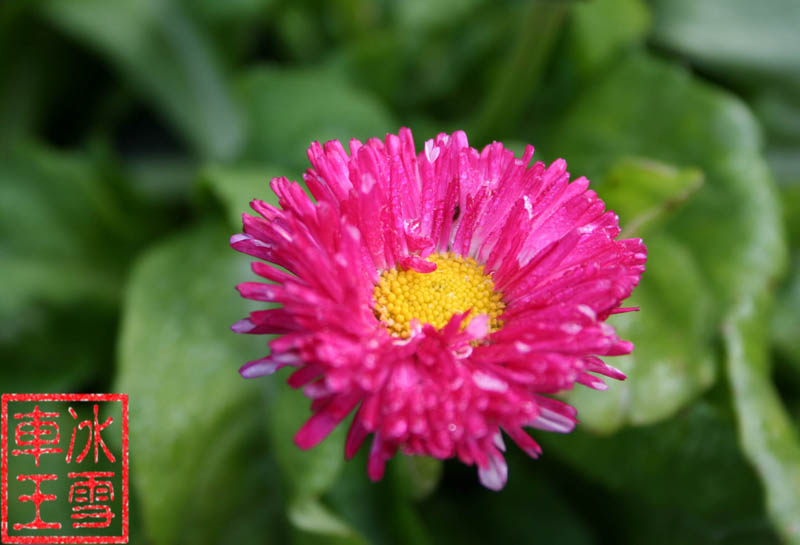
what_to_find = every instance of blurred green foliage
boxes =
[2,0,799,543]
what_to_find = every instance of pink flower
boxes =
[231,128,646,490]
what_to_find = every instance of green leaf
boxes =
[267,382,348,499]
[751,81,800,200]
[541,398,777,541]
[236,65,396,172]
[601,157,704,238]
[548,52,791,539]
[553,53,786,303]
[42,0,243,160]
[394,0,482,30]
[199,164,286,228]
[391,454,443,501]
[552,53,786,430]
[0,144,129,314]
[333,6,519,119]
[773,256,800,368]
[0,305,118,393]
[565,158,710,430]
[0,7,52,146]
[3,401,125,540]
[779,183,800,246]
[183,0,274,23]
[288,496,369,545]
[568,0,651,77]
[551,53,786,297]
[754,89,800,149]
[650,0,800,90]
[126,156,199,204]
[0,143,146,390]
[418,453,596,545]
[724,294,800,544]
[116,222,281,544]
[324,450,434,545]
[566,233,715,432]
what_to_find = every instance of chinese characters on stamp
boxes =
[1,394,129,544]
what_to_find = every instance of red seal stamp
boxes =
[1,394,129,544]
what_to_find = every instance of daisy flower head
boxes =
[231,128,646,490]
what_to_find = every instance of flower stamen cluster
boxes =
[373,253,505,338]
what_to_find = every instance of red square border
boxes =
[1,394,129,544]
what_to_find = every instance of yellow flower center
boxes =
[373,253,505,338]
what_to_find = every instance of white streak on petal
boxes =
[240,361,274,378]
[361,173,376,193]
[274,225,293,242]
[424,140,440,163]
[478,453,508,491]
[586,376,608,390]
[303,382,330,398]
[240,353,301,378]
[514,341,532,353]
[561,322,581,335]
[251,238,271,248]
[345,225,361,241]
[523,195,533,219]
[577,304,596,321]
[465,314,489,339]
[231,318,255,333]
[529,407,575,433]
[473,371,508,393]
[493,432,506,452]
